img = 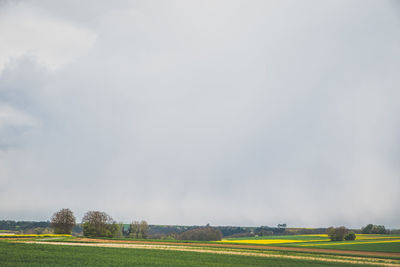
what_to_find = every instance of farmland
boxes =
[0,234,71,238]
[1,223,400,266]
[1,234,400,266]
[221,234,400,253]
[0,241,377,267]
[301,242,400,254]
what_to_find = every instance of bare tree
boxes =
[51,208,76,234]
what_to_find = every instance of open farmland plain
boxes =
[1,241,386,267]
[1,234,400,266]
[222,234,400,254]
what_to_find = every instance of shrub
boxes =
[344,231,356,240]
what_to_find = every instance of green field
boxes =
[0,242,371,267]
[222,234,400,253]
[296,242,400,253]
[1,234,400,266]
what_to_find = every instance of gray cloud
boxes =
[0,0,399,228]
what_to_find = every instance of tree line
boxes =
[50,209,223,241]
[0,220,50,231]
[326,224,388,241]
[361,224,387,234]
[175,226,222,241]
[51,209,149,238]
[1,210,392,242]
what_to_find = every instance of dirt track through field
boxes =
[20,241,400,267]
[71,238,400,258]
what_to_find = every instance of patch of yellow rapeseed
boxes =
[220,239,304,245]
[219,234,400,246]
[0,234,71,238]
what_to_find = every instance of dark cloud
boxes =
[0,0,399,228]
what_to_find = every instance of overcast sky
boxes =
[0,0,399,228]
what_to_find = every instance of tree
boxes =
[361,224,387,234]
[128,221,140,238]
[139,220,149,239]
[361,224,374,234]
[51,208,76,234]
[327,226,348,241]
[327,227,335,240]
[372,225,387,234]
[82,211,119,237]
[115,223,124,238]
[128,220,149,239]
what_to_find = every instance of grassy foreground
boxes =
[0,242,370,267]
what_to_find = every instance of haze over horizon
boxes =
[1,0,399,228]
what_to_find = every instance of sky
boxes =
[0,0,399,228]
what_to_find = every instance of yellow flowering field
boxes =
[220,239,305,245]
[220,234,400,247]
[0,234,71,238]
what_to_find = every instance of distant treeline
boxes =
[0,220,326,237]
[148,225,197,237]
[361,224,387,234]
[0,220,81,234]
[177,226,222,241]
[0,221,291,237]
[217,226,328,237]
[148,225,256,238]
[127,225,397,238]
[2,220,397,237]
[0,220,50,230]
[149,225,293,238]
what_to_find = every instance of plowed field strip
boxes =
[18,241,400,267]
[71,238,400,258]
